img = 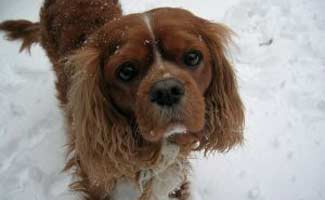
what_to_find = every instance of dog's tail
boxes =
[0,20,40,53]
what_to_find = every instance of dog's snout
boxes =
[150,78,185,107]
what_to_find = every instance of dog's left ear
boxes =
[198,20,245,153]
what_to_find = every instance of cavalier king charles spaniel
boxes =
[0,0,244,199]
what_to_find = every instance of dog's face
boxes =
[68,8,244,156]
[101,9,213,144]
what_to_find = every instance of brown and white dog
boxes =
[0,0,244,199]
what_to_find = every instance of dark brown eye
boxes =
[117,62,138,82]
[182,50,203,67]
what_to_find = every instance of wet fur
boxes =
[0,0,244,199]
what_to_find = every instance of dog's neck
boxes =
[138,140,182,190]
[111,140,189,200]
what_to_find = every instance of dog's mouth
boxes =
[135,76,206,145]
[159,124,202,146]
[164,124,188,138]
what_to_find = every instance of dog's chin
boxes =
[165,125,201,146]
[163,124,189,138]
[145,123,202,146]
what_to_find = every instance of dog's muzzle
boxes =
[149,78,184,107]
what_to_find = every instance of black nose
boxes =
[150,78,185,107]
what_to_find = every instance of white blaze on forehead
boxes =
[143,14,154,39]
[143,13,165,70]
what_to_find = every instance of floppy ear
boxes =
[198,22,245,153]
[64,47,160,177]
[64,48,134,193]
[65,48,112,158]
[65,47,133,165]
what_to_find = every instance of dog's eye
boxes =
[117,62,138,82]
[182,50,203,68]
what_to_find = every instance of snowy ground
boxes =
[0,0,325,200]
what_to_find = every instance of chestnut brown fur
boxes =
[0,1,244,199]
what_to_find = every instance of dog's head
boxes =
[66,8,244,163]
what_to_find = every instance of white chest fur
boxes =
[150,161,187,200]
[111,178,140,200]
[111,141,189,200]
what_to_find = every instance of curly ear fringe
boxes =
[63,48,161,191]
[198,22,245,154]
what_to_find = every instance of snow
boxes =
[0,0,325,200]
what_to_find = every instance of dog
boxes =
[0,0,244,199]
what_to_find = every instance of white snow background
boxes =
[1,0,325,200]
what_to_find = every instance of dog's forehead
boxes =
[112,9,197,41]
[140,9,201,65]
[94,8,200,53]
[143,8,199,37]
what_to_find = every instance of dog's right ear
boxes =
[65,47,113,157]
[65,47,146,171]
